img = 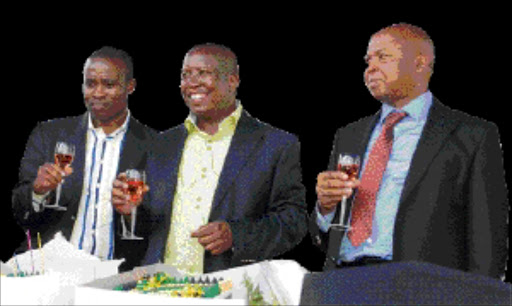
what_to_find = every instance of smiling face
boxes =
[364,33,419,107]
[82,57,134,125]
[180,52,239,120]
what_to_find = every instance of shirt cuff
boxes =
[32,191,50,212]
[315,201,336,233]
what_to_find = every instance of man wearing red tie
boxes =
[311,23,508,279]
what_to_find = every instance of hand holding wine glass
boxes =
[112,169,149,240]
[316,154,361,216]
[37,142,75,210]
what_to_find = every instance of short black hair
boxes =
[186,43,239,76]
[88,46,134,80]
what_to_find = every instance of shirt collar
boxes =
[87,109,131,137]
[184,100,243,138]
[379,91,433,124]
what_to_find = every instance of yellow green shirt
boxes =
[164,102,243,275]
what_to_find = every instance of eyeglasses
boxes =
[180,68,218,82]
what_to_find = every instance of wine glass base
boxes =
[43,205,67,211]
[329,224,351,231]
[121,235,144,240]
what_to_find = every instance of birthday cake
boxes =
[114,272,233,298]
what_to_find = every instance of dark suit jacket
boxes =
[141,111,307,273]
[12,113,157,271]
[310,98,508,279]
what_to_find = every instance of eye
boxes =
[84,79,96,88]
[378,54,393,62]
[104,81,117,89]
[181,71,190,80]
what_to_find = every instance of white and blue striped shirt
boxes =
[69,112,129,260]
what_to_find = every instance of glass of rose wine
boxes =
[121,169,145,240]
[44,142,75,210]
[330,153,360,229]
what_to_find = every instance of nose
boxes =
[364,60,380,79]
[92,84,107,98]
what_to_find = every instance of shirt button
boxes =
[201,174,206,179]
[367,238,373,243]
[202,168,207,172]
[206,146,212,151]
[197,197,202,202]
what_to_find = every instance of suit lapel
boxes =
[159,126,188,222]
[118,118,143,173]
[399,99,459,205]
[210,111,262,215]
[62,114,87,208]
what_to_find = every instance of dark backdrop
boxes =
[3,16,509,282]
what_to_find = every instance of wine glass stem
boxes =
[55,183,62,206]
[131,206,137,237]
[339,196,347,226]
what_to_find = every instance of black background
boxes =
[2,14,510,282]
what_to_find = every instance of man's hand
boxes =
[191,221,233,255]
[112,173,149,215]
[316,171,360,215]
[33,163,73,195]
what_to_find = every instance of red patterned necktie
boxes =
[348,111,407,247]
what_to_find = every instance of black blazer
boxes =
[310,98,508,279]
[12,113,157,271]
[141,111,308,272]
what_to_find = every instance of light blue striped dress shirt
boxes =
[317,91,433,262]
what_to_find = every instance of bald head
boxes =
[186,43,239,78]
[374,23,435,73]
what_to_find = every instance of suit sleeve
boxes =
[12,123,53,227]
[309,127,343,253]
[228,138,308,262]
[467,123,508,279]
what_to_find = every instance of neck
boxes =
[92,109,128,135]
[196,102,237,135]
[388,87,428,109]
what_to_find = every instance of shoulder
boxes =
[251,116,298,143]
[30,114,85,136]
[334,113,378,138]
[128,116,159,140]
[240,112,299,149]
[432,99,500,143]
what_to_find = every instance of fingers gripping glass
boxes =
[43,142,75,211]
[121,169,145,240]
[329,154,360,230]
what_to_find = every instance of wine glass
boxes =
[121,169,145,240]
[43,142,75,210]
[329,153,360,229]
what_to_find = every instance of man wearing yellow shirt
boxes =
[113,43,307,274]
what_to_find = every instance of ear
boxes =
[229,73,240,91]
[415,55,428,72]
[127,79,136,95]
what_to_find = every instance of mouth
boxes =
[190,93,208,101]
[87,100,109,109]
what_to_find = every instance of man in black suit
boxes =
[311,23,508,279]
[12,46,157,271]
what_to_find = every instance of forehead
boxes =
[182,53,220,69]
[84,58,127,79]
[367,33,405,54]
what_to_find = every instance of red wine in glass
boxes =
[54,154,74,170]
[127,180,144,203]
[122,169,145,240]
[337,163,360,180]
